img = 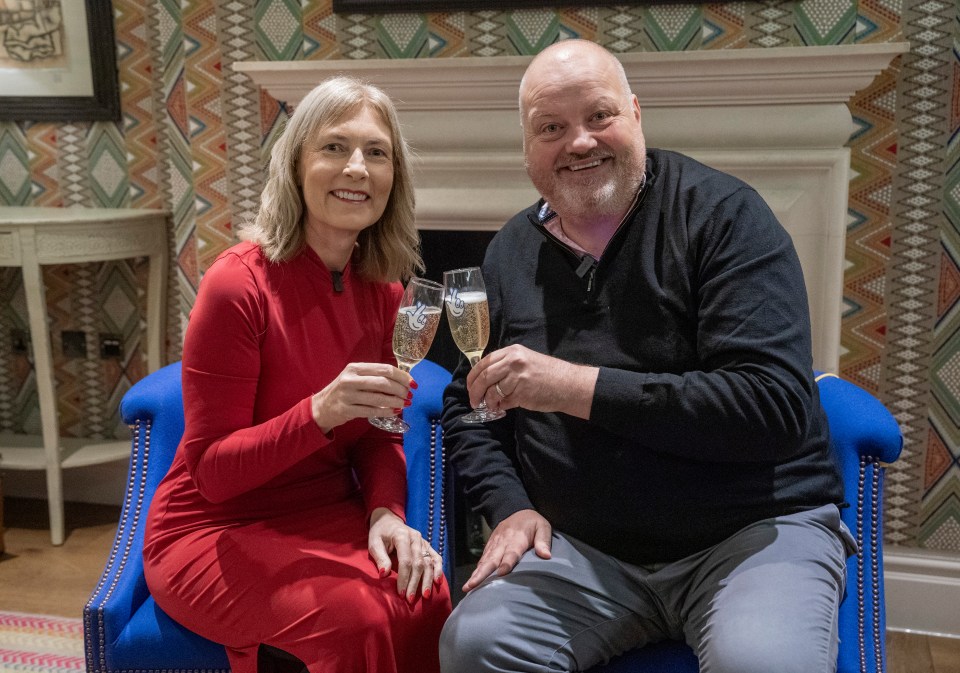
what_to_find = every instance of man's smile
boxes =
[561,156,610,173]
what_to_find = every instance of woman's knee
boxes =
[280,581,394,639]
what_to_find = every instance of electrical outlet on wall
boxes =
[10,329,29,355]
[100,334,123,359]
[62,330,87,358]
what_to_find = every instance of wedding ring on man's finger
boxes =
[495,382,507,398]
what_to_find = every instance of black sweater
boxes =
[441,149,844,564]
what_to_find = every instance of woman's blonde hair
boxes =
[243,75,423,282]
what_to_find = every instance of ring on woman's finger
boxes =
[421,551,431,558]
[495,382,508,398]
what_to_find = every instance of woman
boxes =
[143,76,451,673]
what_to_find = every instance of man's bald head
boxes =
[519,40,633,119]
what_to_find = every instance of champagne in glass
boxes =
[445,290,489,363]
[370,277,443,433]
[443,267,505,423]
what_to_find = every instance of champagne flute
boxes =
[369,277,444,433]
[443,267,505,423]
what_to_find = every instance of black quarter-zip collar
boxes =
[527,168,652,283]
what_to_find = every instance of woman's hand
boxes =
[368,507,444,602]
[311,363,413,433]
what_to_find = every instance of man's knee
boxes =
[699,627,837,673]
[439,601,500,673]
[439,585,551,673]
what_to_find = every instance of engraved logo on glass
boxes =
[447,288,465,317]
[404,301,429,330]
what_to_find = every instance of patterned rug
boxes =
[0,611,84,673]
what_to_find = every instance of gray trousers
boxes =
[440,504,856,673]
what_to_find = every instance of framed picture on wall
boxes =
[333,0,701,10]
[0,0,120,122]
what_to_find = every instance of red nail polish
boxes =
[403,400,412,407]
[423,589,431,599]
[407,593,415,603]
[406,391,413,400]
[410,380,419,389]
[393,408,402,415]
[379,567,388,578]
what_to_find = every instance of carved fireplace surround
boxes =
[236,44,906,373]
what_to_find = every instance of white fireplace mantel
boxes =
[234,44,903,110]
[235,44,907,372]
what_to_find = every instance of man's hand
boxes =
[463,509,552,592]
[467,344,598,419]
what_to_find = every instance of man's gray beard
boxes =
[529,147,646,220]
[553,176,621,217]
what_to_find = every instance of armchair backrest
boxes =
[400,359,455,578]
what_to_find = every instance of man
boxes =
[439,40,856,673]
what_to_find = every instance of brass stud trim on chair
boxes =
[857,454,867,673]
[855,454,887,673]
[84,419,153,673]
[427,420,447,561]
[437,421,447,561]
[871,462,883,673]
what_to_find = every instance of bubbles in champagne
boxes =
[445,291,489,359]
[393,305,441,368]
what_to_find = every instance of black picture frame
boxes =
[0,0,120,122]
[333,0,698,10]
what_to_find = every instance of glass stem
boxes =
[396,362,413,415]
[467,355,489,410]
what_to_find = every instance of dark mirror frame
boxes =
[0,0,121,122]
[334,0,702,11]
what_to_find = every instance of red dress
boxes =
[143,241,450,673]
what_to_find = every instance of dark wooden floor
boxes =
[1,497,958,672]
[0,496,119,617]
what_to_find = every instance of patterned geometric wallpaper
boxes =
[0,0,957,554]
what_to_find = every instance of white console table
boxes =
[0,207,169,545]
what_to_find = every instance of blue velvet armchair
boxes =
[588,372,903,673]
[83,358,453,673]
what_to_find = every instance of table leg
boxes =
[20,229,64,546]
[146,241,167,372]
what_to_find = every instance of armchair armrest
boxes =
[815,372,902,465]
[816,372,903,673]
[84,362,229,673]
